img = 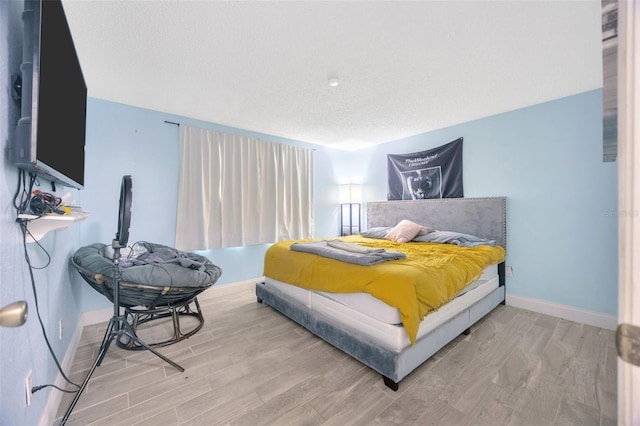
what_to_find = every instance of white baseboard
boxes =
[81,306,113,327]
[506,294,617,331]
[39,311,85,426]
[79,278,264,326]
[45,277,264,424]
[200,277,263,296]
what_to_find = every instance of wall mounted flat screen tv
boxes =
[11,0,87,190]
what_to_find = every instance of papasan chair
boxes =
[62,175,223,424]
[71,241,222,349]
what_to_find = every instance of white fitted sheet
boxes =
[318,265,497,325]
[264,264,499,352]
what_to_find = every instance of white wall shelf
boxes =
[18,210,89,242]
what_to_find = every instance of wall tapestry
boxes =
[387,137,463,201]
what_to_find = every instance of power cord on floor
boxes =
[31,384,78,394]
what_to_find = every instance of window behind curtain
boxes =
[175,125,313,250]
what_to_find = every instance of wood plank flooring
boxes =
[55,283,617,425]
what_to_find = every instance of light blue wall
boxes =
[0,2,617,423]
[78,98,345,311]
[1,85,345,422]
[1,1,86,424]
[346,89,618,317]
[114,88,611,319]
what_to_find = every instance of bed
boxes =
[255,197,506,391]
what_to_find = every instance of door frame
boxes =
[617,0,639,423]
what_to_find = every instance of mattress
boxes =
[264,264,499,352]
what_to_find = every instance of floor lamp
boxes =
[339,184,361,236]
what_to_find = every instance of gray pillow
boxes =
[360,227,393,239]
[412,231,497,247]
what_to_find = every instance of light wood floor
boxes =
[55,282,617,426]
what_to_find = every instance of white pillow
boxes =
[384,220,435,243]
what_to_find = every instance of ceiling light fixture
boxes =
[328,76,339,87]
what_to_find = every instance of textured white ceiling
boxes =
[62,0,603,150]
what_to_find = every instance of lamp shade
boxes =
[339,184,362,204]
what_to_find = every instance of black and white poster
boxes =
[387,137,463,200]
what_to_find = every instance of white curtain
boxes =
[175,125,313,250]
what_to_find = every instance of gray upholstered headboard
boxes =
[367,197,507,249]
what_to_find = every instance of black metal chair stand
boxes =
[116,296,205,350]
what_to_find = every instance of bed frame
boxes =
[256,197,507,391]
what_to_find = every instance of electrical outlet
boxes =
[505,265,513,277]
[59,319,63,340]
[25,370,32,407]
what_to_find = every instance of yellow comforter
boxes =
[263,235,506,345]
